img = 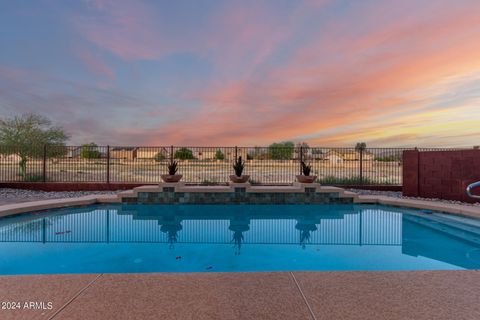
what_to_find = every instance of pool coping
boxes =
[0,185,479,219]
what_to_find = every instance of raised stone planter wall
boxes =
[120,183,356,205]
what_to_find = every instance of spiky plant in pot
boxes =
[296,161,317,183]
[300,161,311,176]
[168,160,178,175]
[233,156,244,177]
[230,156,250,183]
[161,159,183,183]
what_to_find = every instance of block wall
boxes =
[403,149,480,203]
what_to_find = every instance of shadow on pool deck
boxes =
[1,270,479,320]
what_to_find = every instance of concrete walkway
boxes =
[1,270,479,320]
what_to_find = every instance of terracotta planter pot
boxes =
[161,174,183,183]
[229,175,250,183]
[296,175,317,183]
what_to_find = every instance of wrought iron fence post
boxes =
[359,148,364,184]
[106,145,110,184]
[170,145,174,162]
[42,144,47,183]
[235,146,238,160]
[299,145,304,174]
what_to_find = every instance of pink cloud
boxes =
[74,0,168,60]
[76,47,115,81]
[141,1,480,146]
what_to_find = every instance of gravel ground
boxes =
[348,189,480,207]
[0,188,119,205]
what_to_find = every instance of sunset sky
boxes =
[1,0,479,147]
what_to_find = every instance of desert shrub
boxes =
[374,155,401,162]
[215,149,225,160]
[317,176,397,185]
[200,179,220,185]
[23,174,45,182]
[317,176,374,185]
[268,141,294,160]
[174,148,195,160]
[81,143,102,159]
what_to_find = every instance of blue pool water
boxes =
[1,204,480,275]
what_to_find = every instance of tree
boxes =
[174,147,195,160]
[0,114,69,178]
[80,143,102,159]
[355,142,367,152]
[296,142,310,149]
[268,141,294,160]
[355,142,367,184]
[215,149,225,160]
[296,142,310,159]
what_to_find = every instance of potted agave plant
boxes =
[161,160,183,183]
[229,156,250,183]
[296,161,317,183]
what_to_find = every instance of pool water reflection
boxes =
[0,204,479,274]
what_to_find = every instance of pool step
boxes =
[403,214,480,245]
[117,190,136,199]
[407,211,480,234]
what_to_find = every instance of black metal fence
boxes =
[0,145,463,186]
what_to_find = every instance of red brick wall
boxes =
[403,149,480,203]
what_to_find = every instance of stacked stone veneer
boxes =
[120,183,355,205]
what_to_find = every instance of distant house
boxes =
[191,148,248,161]
[110,147,138,160]
[358,150,374,161]
[324,151,345,164]
[324,150,374,164]
[225,149,248,161]
[193,149,217,160]
[67,147,82,158]
[68,146,107,158]
[342,151,360,161]
[311,149,325,160]
[0,153,22,162]
[295,148,314,160]
[137,147,168,160]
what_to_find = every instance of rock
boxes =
[347,188,479,207]
[0,188,119,205]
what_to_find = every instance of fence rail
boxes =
[0,145,466,186]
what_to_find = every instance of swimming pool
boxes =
[1,204,479,275]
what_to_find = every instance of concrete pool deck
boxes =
[1,270,479,320]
